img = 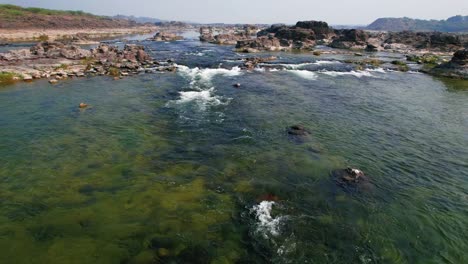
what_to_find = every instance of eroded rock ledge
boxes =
[0,41,177,83]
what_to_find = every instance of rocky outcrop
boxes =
[199,27,214,42]
[151,32,183,41]
[429,49,468,79]
[0,41,176,84]
[199,26,252,45]
[330,29,369,49]
[236,35,289,52]
[237,20,335,52]
[212,32,251,45]
[31,41,91,59]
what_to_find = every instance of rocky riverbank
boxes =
[0,41,176,84]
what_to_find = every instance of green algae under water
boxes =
[0,44,468,264]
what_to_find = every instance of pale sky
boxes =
[1,0,467,25]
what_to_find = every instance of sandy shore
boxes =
[0,26,157,42]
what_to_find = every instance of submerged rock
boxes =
[287,125,309,136]
[331,168,373,192]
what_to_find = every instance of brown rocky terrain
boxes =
[0,5,157,42]
[0,5,142,29]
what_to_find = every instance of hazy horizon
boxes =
[1,0,467,25]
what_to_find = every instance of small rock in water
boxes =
[233,83,241,88]
[49,79,58,84]
[287,125,309,136]
[79,103,88,108]
[331,167,373,192]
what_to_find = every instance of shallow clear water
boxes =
[0,38,467,264]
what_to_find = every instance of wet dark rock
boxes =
[233,83,241,88]
[331,168,373,192]
[250,20,335,51]
[241,56,277,70]
[365,44,379,52]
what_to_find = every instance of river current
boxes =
[0,34,467,263]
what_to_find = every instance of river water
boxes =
[0,35,467,263]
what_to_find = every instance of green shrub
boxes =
[0,72,20,84]
[80,57,95,65]
[37,34,49,42]
[108,67,120,77]
[55,64,69,70]
[391,60,410,72]
[406,54,440,65]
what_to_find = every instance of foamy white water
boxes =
[319,70,374,78]
[288,70,318,80]
[251,201,285,238]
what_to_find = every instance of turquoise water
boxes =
[0,39,467,263]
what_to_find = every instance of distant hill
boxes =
[366,16,468,32]
[0,4,141,29]
[113,15,164,24]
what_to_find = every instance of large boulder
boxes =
[330,29,369,49]
[295,21,334,38]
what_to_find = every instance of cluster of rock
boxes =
[429,49,468,79]
[0,41,176,83]
[199,25,257,45]
[150,32,184,41]
[233,20,468,54]
[236,21,336,52]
